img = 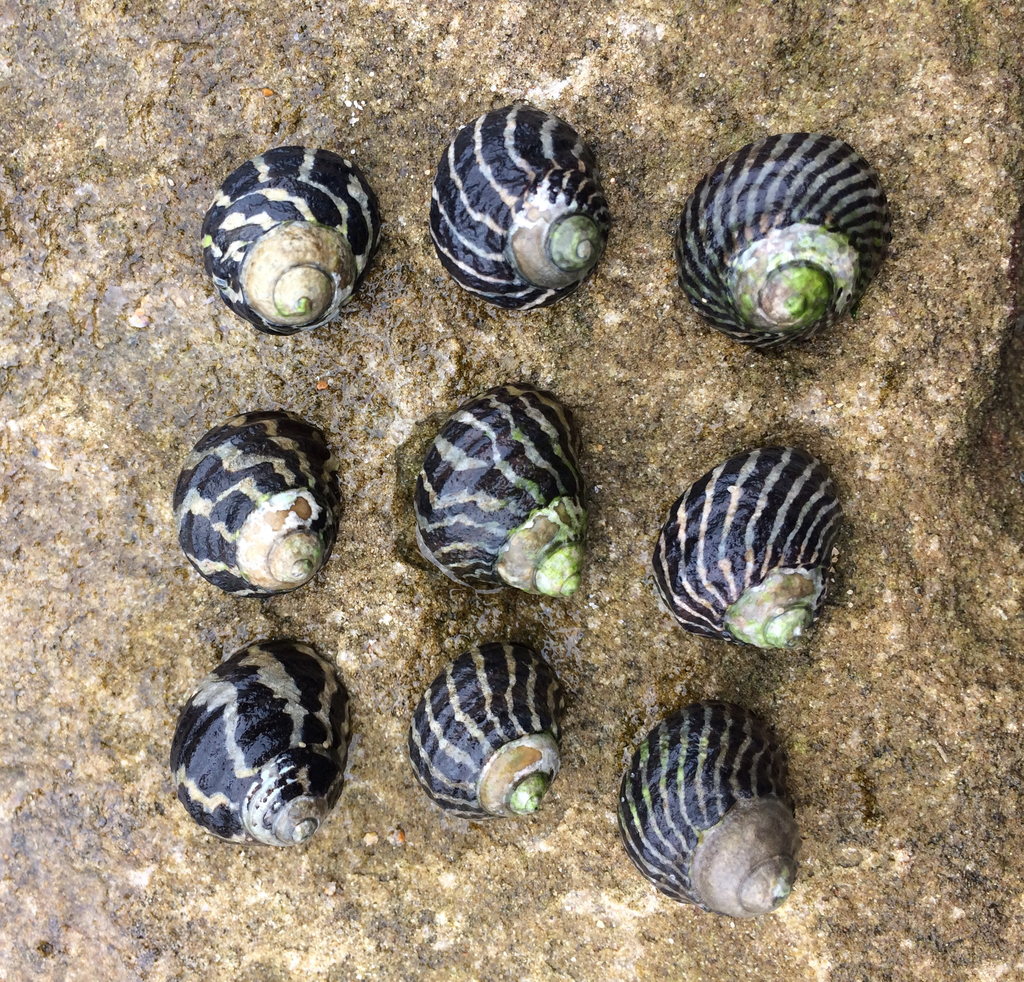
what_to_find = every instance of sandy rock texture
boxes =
[2,1,1023,979]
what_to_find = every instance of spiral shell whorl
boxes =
[430,105,610,309]
[169,640,351,846]
[414,384,587,595]
[173,411,341,597]
[408,643,564,819]
[202,146,381,335]
[676,133,890,347]
[617,701,798,915]
[652,447,842,647]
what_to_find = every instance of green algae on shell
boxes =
[675,133,891,348]
[413,383,587,597]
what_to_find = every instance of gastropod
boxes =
[201,146,381,335]
[408,642,564,818]
[430,104,610,309]
[675,133,891,347]
[652,447,842,648]
[618,701,800,917]
[173,410,341,597]
[170,639,351,846]
[414,383,587,597]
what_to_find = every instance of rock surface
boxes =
[1,2,1023,980]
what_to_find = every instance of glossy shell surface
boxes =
[202,146,381,335]
[170,640,351,846]
[676,132,891,347]
[430,104,610,309]
[618,701,799,916]
[414,383,587,597]
[408,642,564,819]
[173,410,341,597]
[653,447,842,648]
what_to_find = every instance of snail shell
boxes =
[618,701,800,917]
[170,640,351,846]
[408,642,564,819]
[430,104,610,309]
[173,410,341,597]
[653,447,842,648]
[201,146,381,335]
[414,383,587,597]
[675,133,891,347]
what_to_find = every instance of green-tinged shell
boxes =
[618,701,800,917]
[413,383,587,597]
[172,411,341,597]
[675,133,891,347]
[652,447,842,648]
[169,640,351,846]
[408,642,564,819]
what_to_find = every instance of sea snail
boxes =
[201,146,381,335]
[430,104,610,309]
[414,383,587,597]
[675,133,891,347]
[408,642,564,819]
[173,410,341,597]
[652,447,842,648]
[170,639,351,846]
[618,701,800,917]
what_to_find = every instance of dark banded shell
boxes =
[414,383,587,597]
[653,447,842,648]
[170,640,351,846]
[408,642,564,819]
[430,104,610,309]
[618,701,800,917]
[676,133,891,347]
[202,146,381,335]
[173,411,341,597]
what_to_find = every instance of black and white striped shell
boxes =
[618,701,800,917]
[408,642,564,819]
[430,104,610,310]
[652,447,842,648]
[170,640,351,846]
[414,383,587,597]
[675,133,891,347]
[173,411,341,597]
[201,146,381,335]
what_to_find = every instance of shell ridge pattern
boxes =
[475,111,528,209]
[742,450,793,592]
[503,108,537,182]
[780,480,836,567]
[637,728,685,876]
[407,713,478,813]
[695,461,730,608]
[756,455,816,580]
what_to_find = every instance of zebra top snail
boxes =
[675,133,891,347]
[430,104,610,309]
[652,447,842,648]
[173,410,341,597]
[170,639,351,846]
[414,383,587,597]
[408,642,564,819]
[201,146,381,335]
[618,701,800,917]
